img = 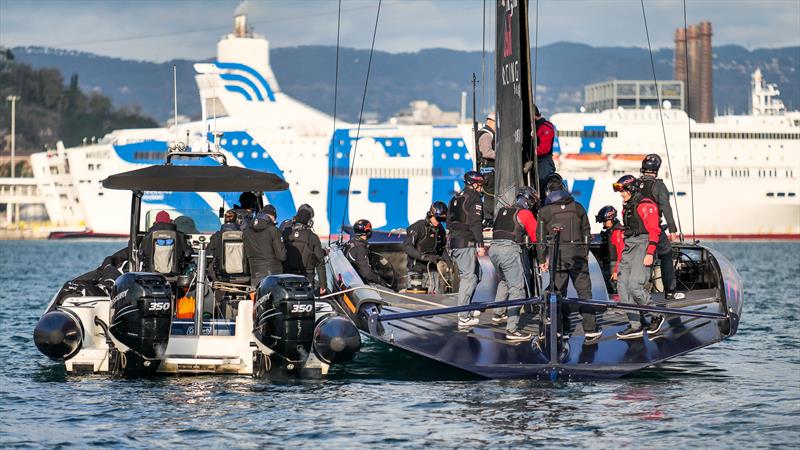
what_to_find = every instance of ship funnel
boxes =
[233,1,249,37]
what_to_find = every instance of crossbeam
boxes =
[562,297,728,320]
[378,296,544,322]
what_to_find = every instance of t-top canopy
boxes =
[102,165,289,192]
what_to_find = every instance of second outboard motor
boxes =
[109,273,173,373]
[312,316,361,364]
[253,275,315,368]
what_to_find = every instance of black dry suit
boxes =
[345,237,386,286]
[536,192,591,270]
[403,218,446,273]
[242,211,286,285]
[447,188,484,249]
[282,222,327,288]
[493,206,527,243]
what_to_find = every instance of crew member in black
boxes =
[638,154,684,300]
[282,207,327,295]
[595,205,625,295]
[403,201,447,294]
[447,171,486,328]
[537,189,600,341]
[345,219,389,287]
[543,172,567,200]
[139,210,191,273]
[280,203,314,234]
[233,192,258,228]
[242,204,286,287]
[477,112,496,224]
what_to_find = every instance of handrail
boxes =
[166,150,227,166]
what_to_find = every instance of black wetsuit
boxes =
[403,218,446,273]
[639,175,677,294]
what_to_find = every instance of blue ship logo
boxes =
[214,62,276,102]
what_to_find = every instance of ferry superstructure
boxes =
[30,12,800,238]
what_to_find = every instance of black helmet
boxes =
[463,170,486,186]
[238,191,258,210]
[297,203,315,219]
[544,189,571,206]
[353,219,373,238]
[429,201,448,222]
[613,174,639,193]
[544,172,565,195]
[515,186,540,211]
[595,205,618,223]
[641,153,662,173]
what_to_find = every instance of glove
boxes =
[523,160,534,174]
[423,254,438,263]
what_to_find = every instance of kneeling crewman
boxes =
[345,219,390,288]
[489,186,539,341]
[403,201,447,294]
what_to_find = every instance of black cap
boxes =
[262,204,277,218]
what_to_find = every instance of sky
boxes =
[1,0,798,62]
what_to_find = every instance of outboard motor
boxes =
[34,310,84,360]
[253,274,316,370]
[109,272,173,373]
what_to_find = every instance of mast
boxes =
[494,0,534,213]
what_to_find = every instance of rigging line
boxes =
[682,0,697,242]
[531,0,541,194]
[639,0,684,240]
[326,0,343,235]
[481,0,487,116]
[339,0,382,235]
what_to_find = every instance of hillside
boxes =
[10,43,800,125]
[0,56,158,156]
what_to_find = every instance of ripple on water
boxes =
[0,240,799,448]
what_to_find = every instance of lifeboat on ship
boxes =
[556,153,609,172]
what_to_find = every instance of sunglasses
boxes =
[612,183,627,193]
[156,238,175,246]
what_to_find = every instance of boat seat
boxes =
[143,229,184,282]
[215,230,250,285]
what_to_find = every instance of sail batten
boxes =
[495,0,534,210]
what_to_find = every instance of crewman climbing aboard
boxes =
[403,201,448,294]
[477,113,496,224]
[613,175,666,339]
[595,205,624,295]
[489,186,539,341]
[447,171,486,329]
[638,153,684,300]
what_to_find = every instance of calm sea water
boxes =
[1,240,798,448]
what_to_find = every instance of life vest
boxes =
[415,223,441,255]
[492,206,525,243]
[545,198,582,242]
[638,176,661,203]
[477,126,495,167]
[283,224,316,273]
[447,191,470,232]
[623,194,656,237]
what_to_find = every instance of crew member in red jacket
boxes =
[595,205,624,295]
[529,105,556,194]
[613,175,666,339]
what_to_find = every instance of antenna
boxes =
[173,64,179,147]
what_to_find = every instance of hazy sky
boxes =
[1,0,798,62]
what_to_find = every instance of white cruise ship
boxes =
[30,12,800,239]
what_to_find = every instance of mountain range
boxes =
[11,43,800,124]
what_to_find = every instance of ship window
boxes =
[766,192,774,197]
[309,190,320,195]
[789,193,797,197]
[777,192,786,197]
